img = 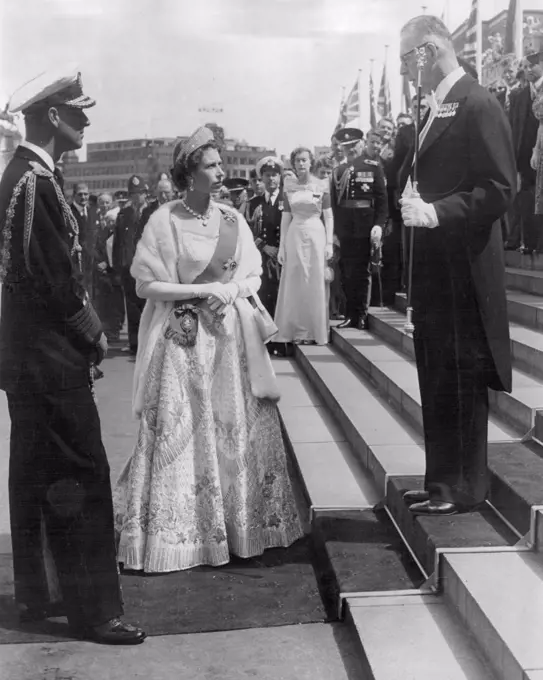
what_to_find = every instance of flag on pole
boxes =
[334,88,347,131]
[464,0,482,78]
[505,0,524,60]
[369,68,377,128]
[341,75,360,125]
[377,59,392,119]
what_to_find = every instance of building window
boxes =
[240,169,246,178]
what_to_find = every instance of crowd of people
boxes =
[0,10,538,649]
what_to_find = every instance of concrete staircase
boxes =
[276,251,543,680]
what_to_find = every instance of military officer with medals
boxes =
[248,156,285,355]
[0,65,145,644]
[331,127,387,330]
[112,174,149,354]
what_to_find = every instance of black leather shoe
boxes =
[409,500,459,516]
[337,318,353,329]
[403,490,430,505]
[77,618,146,645]
[357,314,369,331]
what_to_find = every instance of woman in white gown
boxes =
[114,127,303,573]
[274,147,334,345]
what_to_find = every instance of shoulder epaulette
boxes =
[0,160,82,283]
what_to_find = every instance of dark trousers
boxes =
[95,273,125,341]
[7,387,123,627]
[518,183,543,251]
[121,267,145,351]
[413,303,491,507]
[339,236,372,319]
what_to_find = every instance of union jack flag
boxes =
[377,61,391,119]
[369,70,377,128]
[463,0,479,68]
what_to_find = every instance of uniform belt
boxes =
[339,199,372,209]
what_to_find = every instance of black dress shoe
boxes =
[357,314,369,331]
[77,618,146,645]
[337,318,353,329]
[403,490,430,505]
[409,500,458,516]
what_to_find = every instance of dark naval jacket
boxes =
[331,155,388,239]
[0,146,103,394]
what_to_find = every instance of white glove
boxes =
[531,149,540,171]
[370,225,383,247]
[324,243,334,261]
[278,244,286,266]
[400,196,439,228]
[203,282,231,305]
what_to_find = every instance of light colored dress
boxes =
[114,202,303,573]
[274,176,329,344]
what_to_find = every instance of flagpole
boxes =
[404,47,427,335]
[515,0,523,62]
[475,0,483,80]
[370,59,376,128]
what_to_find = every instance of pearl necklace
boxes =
[180,197,213,226]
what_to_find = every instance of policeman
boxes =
[331,127,387,330]
[112,174,148,354]
[222,177,249,213]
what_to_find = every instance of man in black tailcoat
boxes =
[331,127,387,330]
[399,16,515,516]
[0,66,145,643]
[112,174,148,354]
[70,181,99,296]
[508,50,542,252]
[249,156,285,355]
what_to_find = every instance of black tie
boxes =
[54,166,64,189]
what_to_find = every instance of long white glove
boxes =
[322,207,334,261]
[400,181,439,229]
[370,225,383,247]
[278,212,292,265]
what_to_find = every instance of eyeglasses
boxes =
[400,42,431,67]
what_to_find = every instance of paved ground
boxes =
[0,350,365,679]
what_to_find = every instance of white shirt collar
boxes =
[19,140,55,172]
[434,66,466,106]
[265,189,279,203]
[73,201,87,216]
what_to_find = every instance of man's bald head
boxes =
[400,15,459,94]
[156,178,173,205]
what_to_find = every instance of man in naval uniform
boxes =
[399,16,515,516]
[223,177,249,213]
[331,127,387,330]
[0,65,145,644]
[248,156,285,355]
[112,174,148,354]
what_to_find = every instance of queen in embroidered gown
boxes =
[113,129,303,573]
[274,147,334,345]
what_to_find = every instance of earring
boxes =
[188,177,194,192]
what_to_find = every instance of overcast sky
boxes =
[1,0,512,155]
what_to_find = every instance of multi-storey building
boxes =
[62,126,276,197]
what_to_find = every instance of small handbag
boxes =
[248,293,279,344]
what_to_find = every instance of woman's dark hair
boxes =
[170,141,220,192]
[290,146,315,174]
[315,155,334,172]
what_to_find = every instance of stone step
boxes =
[312,508,425,617]
[274,360,380,514]
[366,306,543,433]
[506,267,543,297]
[442,550,543,680]
[505,250,543,271]
[346,593,497,680]
[376,302,543,380]
[536,411,543,445]
[298,339,543,539]
[397,290,543,335]
[294,345,523,561]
